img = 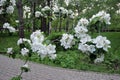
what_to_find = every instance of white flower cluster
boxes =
[0,0,16,14]
[64,0,71,6]
[74,18,89,38]
[35,6,51,18]
[94,54,104,63]
[23,6,31,18]
[35,11,43,18]
[60,33,75,49]
[52,5,75,18]
[21,48,29,56]
[78,35,111,54]
[30,30,57,59]
[73,17,111,63]
[90,11,111,25]
[3,23,16,33]
[17,30,57,59]
[92,35,111,52]
[17,38,31,46]
[116,9,120,14]
[7,47,13,54]
[78,43,95,54]
[41,6,51,12]
[116,3,120,15]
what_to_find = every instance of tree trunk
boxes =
[16,0,24,38]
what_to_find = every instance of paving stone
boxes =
[0,55,120,80]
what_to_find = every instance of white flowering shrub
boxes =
[23,5,31,18]
[3,22,16,33]
[60,33,75,49]
[90,11,111,25]
[74,18,89,38]
[0,0,16,14]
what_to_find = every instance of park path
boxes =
[0,54,120,80]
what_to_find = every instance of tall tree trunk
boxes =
[17,0,24,38]
[32,2,36,32]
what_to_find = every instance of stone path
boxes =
[0,55,120,80]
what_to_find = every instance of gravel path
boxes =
[0,55,120,80]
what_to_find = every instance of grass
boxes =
[0,32,120,74]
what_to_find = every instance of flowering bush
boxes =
[3,22,16,33]
[0,0,16,14]
[60,33,75,49]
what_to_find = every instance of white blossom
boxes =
[47,44,56,54]
[6,6,14,14]
[30,30,44,43]
[80,34,91,44]
[92,35,111,51]
[17,38,31,46]
[35,11,42,17]
[7,48,13,54]
[64,0,71,6]
[10,0,16,6]
[21,48,29,56]
[94,54,104,63]
[60,33,75,49]
[0,0,6,6]
[22,64,29,68]
[41,6,51,12]
[78,18,89,26]
[3,23,10,28]
[7,26,16,32]
[74,26,88,38]
[90,11,111,25]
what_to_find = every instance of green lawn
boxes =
[0,32,120,74]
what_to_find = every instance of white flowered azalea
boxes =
[49,54,57,60]
[22,63,29,68]
[94,54,104,63]
[30,30,44,43]
[0,0,6,6]
[60,33,75,49]
[59,7,68,14]
[21,48,29,56]
[47,44,56,54]
[64,0,71,6]
[88,45,96,53]
[69,13,75,19]
[31,43,44,52]
[23,6,30,13]
[15,20,19,23]
[6,6,14,14]
[78,43,96,54]
[90,11,111,25]
[37,45,48,59]
[3,23,10,28]
[10,0,16,6]
[17,38,23,45]
[7,48,13,54]
[74,26,88,38]
[0,8,4,14]
[52,4,59,13]
[78,43,90,54]
[7,26,16,32]
[92,35,111,51]
[35,11,42,17]
[3,23,16,33]
[41,6,51,12]
[80,34,91,44]
[116,9,120,14]
[17,38,31,46]
[77,18,89,27]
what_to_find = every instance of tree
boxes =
[17,0,24,38]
